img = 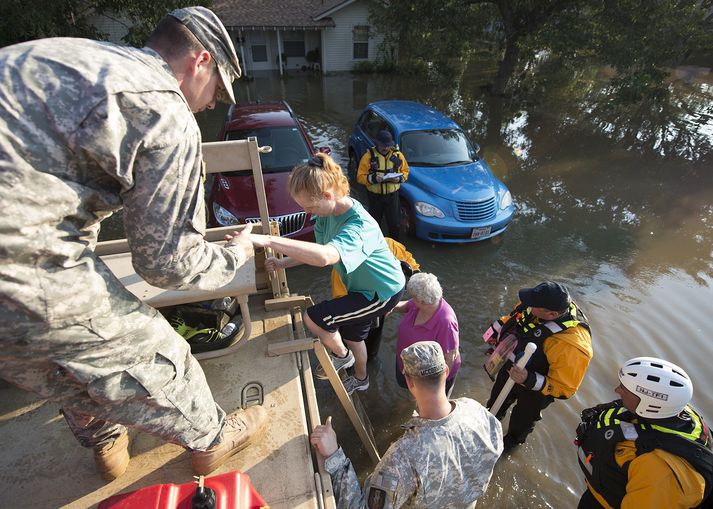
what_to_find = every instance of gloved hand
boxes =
[575,402,617,445]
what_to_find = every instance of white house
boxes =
[212,0,385,74]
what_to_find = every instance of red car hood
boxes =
[212,171,302,220]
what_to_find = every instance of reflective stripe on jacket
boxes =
[577,402,712,509]
[487,301,592,398]
[356,147,409,194]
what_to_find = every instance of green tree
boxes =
[535,0,713,101]
[0,0,210,49]
[368,0,493,76]
[369,0,713,96]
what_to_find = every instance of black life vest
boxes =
[490,302,590,386]
[577,401,713,508]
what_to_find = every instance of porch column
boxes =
[238,29,247,76]
[320,29,327,74]
[276,29,283,76]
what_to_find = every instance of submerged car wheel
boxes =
[400,199,415,237]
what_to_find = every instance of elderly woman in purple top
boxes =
[392,272,461,394]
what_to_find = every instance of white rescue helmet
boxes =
[619,357,693,419]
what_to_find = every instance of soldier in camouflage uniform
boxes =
[311,341,503,509]
[0,6,267,480]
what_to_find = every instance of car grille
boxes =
[455,198,497,222]
[245,212,306,236]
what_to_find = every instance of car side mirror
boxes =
[318,146,332,155]
[472,143,481,154]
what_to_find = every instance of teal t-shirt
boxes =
[315,198,405,301]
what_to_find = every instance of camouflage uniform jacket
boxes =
[0,38,245,330]
[324,398,503,509]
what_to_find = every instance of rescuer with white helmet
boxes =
[575,356,712,509]
[618,356,693,419]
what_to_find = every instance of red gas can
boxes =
[98,471,268,509]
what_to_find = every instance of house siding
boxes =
[322,1,384,72]
[239,30,274,72]
[88,1,386,74]
[238,29,323,74]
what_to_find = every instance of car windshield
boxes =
[225,127,311,173]
[399,129,477,166]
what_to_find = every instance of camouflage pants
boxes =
[0,303,225,451]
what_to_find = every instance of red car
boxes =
[208,101,328,241]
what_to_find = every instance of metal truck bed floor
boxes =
[0,294,323,509]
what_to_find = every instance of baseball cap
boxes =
[401,341,447,378]
[375,130,395,148]
[518,281,571,311]
[169,6,241,104]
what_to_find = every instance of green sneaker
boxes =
[169,314,231,353]
[169,315,222,343]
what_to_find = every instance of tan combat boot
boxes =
[192,405,268,476]
[93,431,130,481]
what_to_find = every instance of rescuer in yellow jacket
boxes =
[356,130,410,240]
[575,357,712,509]
[483,281,593,451]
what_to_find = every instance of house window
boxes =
[353,26,369,59]
[251,32,267,62]
[283,31,305,58]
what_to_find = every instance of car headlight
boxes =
[414,201,445,218]
[499,190,513,209]
[212,202,240,225]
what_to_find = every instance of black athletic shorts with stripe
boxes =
[306,287,404,342]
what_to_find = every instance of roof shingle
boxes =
[211,0,353,28]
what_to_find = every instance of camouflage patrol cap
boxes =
[169,6,241,104]
[401,341,447,378]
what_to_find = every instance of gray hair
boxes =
[407,272,442,306]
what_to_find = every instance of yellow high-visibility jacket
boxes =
[500,310,592,399]
[587,441,706,509]
[356,148,409,194]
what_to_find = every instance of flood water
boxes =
[199,65,712,507]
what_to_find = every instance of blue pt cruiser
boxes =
[348,100,514,243]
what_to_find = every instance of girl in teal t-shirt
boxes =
[246,153,404,394]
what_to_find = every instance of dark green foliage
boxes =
[367,0,497,78]
[368,0,713,98]
[0,1,102,46]
[535,0,713,101]
[306,47,320,64]
[0,0,211,48]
